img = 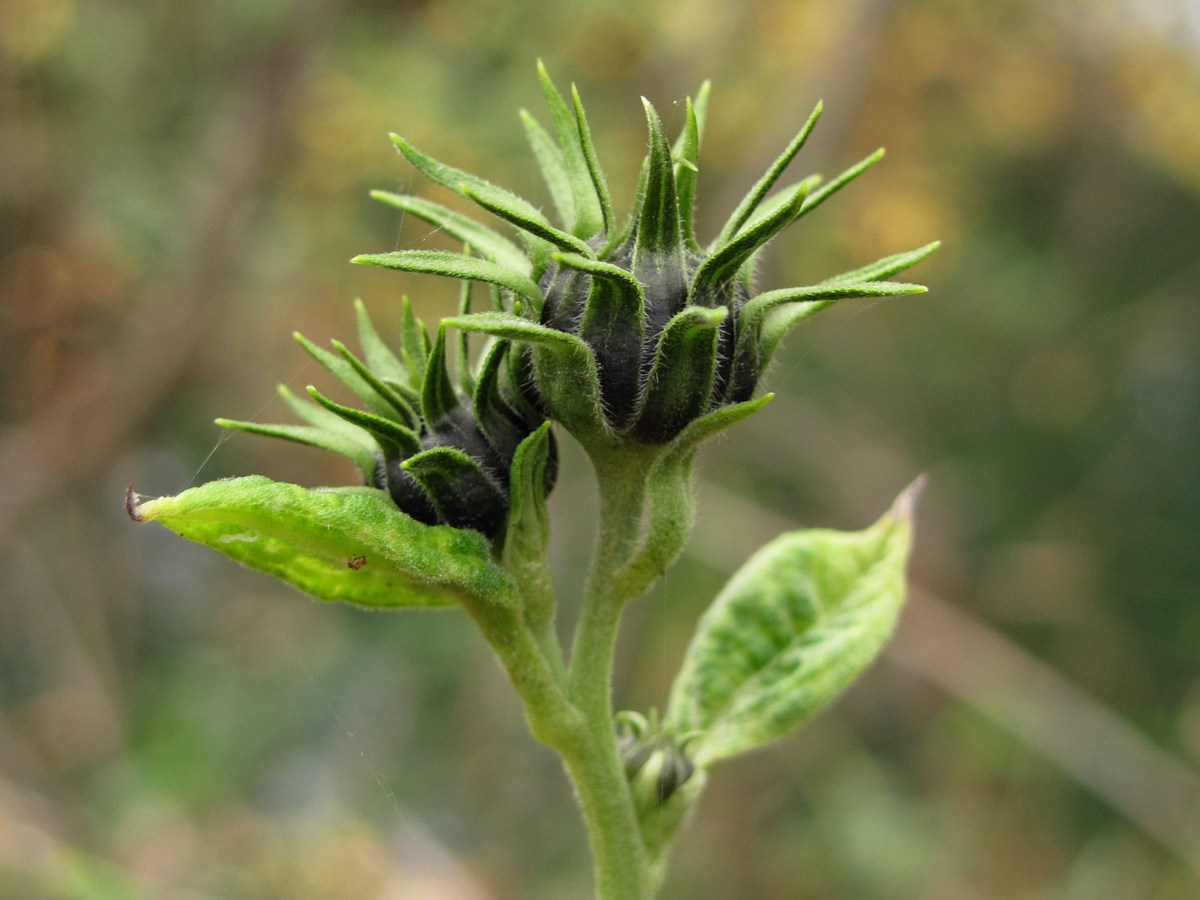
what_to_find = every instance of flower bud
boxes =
[217,299,555,538]
[356,65,936,451]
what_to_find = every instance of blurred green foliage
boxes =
[2,0,1199,896]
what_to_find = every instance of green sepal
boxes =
[714,100,822,247]
[330,338,419,431]
[352,298,408,383]
[740,280,928,336]
[665,478,922,766]
[795,147,885,219]
[556,251,648,427]
[819,241,941,286]
[445,311,606,437]
[472,338,520,456]
[399,296,429,391]
[455,277,475,396]
[571,83,614,238]
[388,132,581,258]
[673,90,706,253]
[305,385,420,459]
[215,418,378,480]
[293,331,396,419]
[127,476,515,607]
[352,250,544,312]
[691,179,810,301]
[421,325,459,425]
[520,108,575,231]
[632,99,685,260]
[460,183,594,258]
[401,446,508,535]
[536,60,604,239]
[502,422,555,606]
[632,306,727,443]
[369,191,530,274]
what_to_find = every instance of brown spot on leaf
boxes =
[347,555,367,570]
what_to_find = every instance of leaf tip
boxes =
[891,474,928,522]
[125,484,146,523]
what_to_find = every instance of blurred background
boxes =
[2,0,1199,896]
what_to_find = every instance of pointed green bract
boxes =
[634,306,726,443]
[674,95,703,253]
[714,100,822,247]
[691,180,810,299]
[331,339,419,430]
[130,476,514,607]
[520,108,576,229]
[398,296,429,390]
[402,446,507,534]
[820,241,942,286]
[665,479,921,766]
[421,326,458,425]
[796,147,885,219]
[294,331,397,419]
[537,61,604,239]
[633,99,684,259]
[571,83,614,239]
[353,250,544,311]
[352,298,408,383]
[370,191,530,274]
[502,422,555,593]
[306,385,420,458]
[215,419,378,478]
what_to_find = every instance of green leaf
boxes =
[128,477,514,607]
[330,339,420,431]
[713,100,822,247]
[369,191,530,274]
[353,250,544,312]
[665,479,922,766]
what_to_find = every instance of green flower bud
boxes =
[217,300,555,539]
[356,64,937,451]
[615,710,697,810]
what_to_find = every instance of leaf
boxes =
[665,479,922,766]
[128,477,514,608]
[214,419,378,479]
